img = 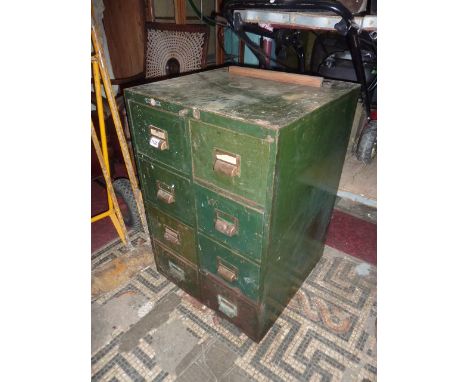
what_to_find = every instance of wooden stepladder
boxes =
[91,5,149,245]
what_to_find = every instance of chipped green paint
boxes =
[259,90,361,330]
[138,157,195,226]
[154,242,200,299]
[194,184,264,262]
[198,233,261,302]
[127,101,192,175]
[125,68,360,341]
[146,205,197,264]
[190,119,271,207]
[125,68,358,130]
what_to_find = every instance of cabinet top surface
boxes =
[126,68,359,129]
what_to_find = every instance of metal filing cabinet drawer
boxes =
[127,101,191,174]
[138,157,195,226]
[146,205,197,265]
[201,272,260,341]
[125,68,360,342]
[194,183,264,263]
[190,119,271,206]
[154,243,200,299]
[198,233,260,301]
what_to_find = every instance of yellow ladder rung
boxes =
[91,210,111,223]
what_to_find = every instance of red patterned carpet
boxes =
[91,180,119,253]
[325,209,377,265]
[91,161,130,253]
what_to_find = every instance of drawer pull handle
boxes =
[156,188,175,204]
[163,226,180,245]
[217,262,237,283]
[213,150,240,177]
[215,217,237,237]
[149,125,169,151]
[168,260,185,281]
[217,295,237,318]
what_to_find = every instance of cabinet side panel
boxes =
[260,90,359,334]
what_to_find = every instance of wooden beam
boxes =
[174,0,186,24]
[228,66,323,87]
[215,0,224,64]
[239,39,245,64]
[145,0,154,22]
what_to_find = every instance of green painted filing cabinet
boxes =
[125,68,360,342]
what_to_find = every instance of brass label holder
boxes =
[156,181,175,204]
[148,125,169,150]
[163,225,181,245]
[168,260,185,281]
[214,209,238,237]
[213,148,240,177]
[216,257,238,283]
[217,295,238,318]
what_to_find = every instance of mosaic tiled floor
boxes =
[92,232,377,382]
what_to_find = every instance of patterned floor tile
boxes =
[92,234,376,381]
